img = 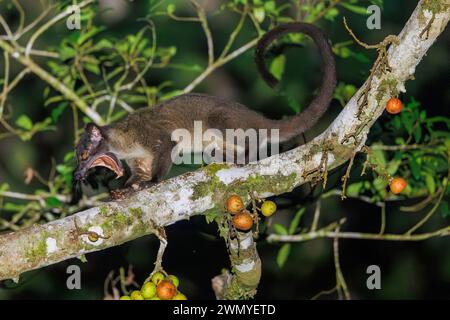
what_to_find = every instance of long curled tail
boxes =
[255,23,336,141]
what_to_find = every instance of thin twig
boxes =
[191,0,214,66]
[12,0,25,34]
[333,226,351,300]
[0,50,9,117]
[341,152,356,199]
[310,285,338,300]
[311,200,321,231]
[0,15,16,44]
[268,225,450,243]
[0,190,68,202]
[219,5,248,59]
[183,38,258,93]
[379,202,386,235]
[10,3,56,41]
[400,190,441,212]
[371,143,429,151]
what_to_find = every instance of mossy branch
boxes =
[212,231,261,300]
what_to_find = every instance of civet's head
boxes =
[74,123,124,181]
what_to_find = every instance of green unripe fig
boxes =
[261,200,277,217]
[141,282,157,299]
[172,292,187,300]
[151,271,165,285]
[130,290,144,300]
[169,275,179,288]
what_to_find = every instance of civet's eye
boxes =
[81,151,89,161]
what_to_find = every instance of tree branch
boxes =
[212,231,261,299]
[0,1,448,294]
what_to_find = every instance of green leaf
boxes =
[419,110,427,122]
[43,87,50,100]
[51,103,68,123]
[0,182,10,192]
[56,164,73,175]
[440,201,450,218]
[59,45,77,60]
[340,3,369,15]
[46,196,62,208]
[424,173,436,195]
[395,137,405,145]
[324,7,339,20]
[253,7,265,23]
[371,146,386,166]
[84,62,100,75]
[18,132,33,141]
[273,223,288,235]
[343,84,356,99]
[413,126,422,143]
[373,177,388,192]
[386,159,401,175]
[289,208,305,235]
[3,202,25,212]
[402,113,414,134]
[160,90,183,101]
[347,182,364,197]
[67,31,81,45]
[167,3,176,14]
[269,54,286,81]
[129,28,148,55]
[286,94,300,113]
[333,82,356,106]
[78,26,105,45]
[264,1,276,12]
[277,244,291,268]
[33,118,53,133]
[338,47,351,58]
[92,38,113,51]
[410,157,421,180]
[16,115,33,130]
[64,151,75,163]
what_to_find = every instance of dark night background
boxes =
[0,0,449,299]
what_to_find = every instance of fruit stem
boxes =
[145,227,169,282]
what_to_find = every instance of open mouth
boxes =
[89,153,124,178]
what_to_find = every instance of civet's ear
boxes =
[85,122,103,142]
